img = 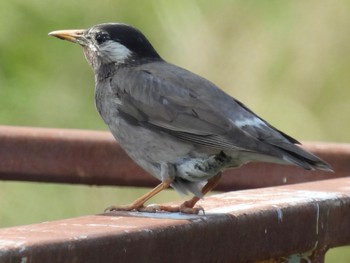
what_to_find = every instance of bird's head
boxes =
[49,23,161,72]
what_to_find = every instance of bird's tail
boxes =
[277,143,333,172]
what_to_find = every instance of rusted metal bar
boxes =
[0,177,349,263]
[0,126,349,190]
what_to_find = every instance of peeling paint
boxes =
[73,235,88,240]
[273,206,283,223]
[0,240,26,249]
[315,203,320,235]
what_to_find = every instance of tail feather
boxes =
[279,144,333,172]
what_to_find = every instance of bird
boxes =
[49,23,333,214]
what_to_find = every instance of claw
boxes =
[179,204,205,214]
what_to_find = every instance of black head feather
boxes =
[90,23,161,60]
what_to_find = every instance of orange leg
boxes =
[106,173,223,214]
[179,172,222,213]
[142,172,223,214]
[105,179,172,212]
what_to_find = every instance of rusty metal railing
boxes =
[0,126,349,189]
[0,126,349,262]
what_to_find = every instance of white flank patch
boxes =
[99,40,132,63]
[234,117,266,128]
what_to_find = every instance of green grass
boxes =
[1,0,350,261]
[0,181,186,227]
[326,247,350,263]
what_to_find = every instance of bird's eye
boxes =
[95,32,109,44]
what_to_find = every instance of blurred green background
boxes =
[0,0,349,261]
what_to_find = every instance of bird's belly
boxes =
[107,116,195,179]
[107,115,241,196]
[107,114,236,179]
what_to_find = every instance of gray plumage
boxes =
[50,23,333,197]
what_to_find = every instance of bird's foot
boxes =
[179,204,205,215]
[104,204,144,213]
[139,203,204,214]
[105,203,204,214]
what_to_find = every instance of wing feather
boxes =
[110,61,332,172]
[112,65,253,151]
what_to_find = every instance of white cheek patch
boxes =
[99,40,132,63]
[88,43,98,52]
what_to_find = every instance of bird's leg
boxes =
[106,173,222,214]
[105,179,172,212]
[145,172,223,214]
[179,172,222,214]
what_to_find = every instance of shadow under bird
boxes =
[49,23,333,213]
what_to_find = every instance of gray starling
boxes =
[49,23,332,213]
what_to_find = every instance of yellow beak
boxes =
[48,29,86,44]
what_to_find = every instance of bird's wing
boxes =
[109,62,332,171]
[110,64,262,152]
[231,99,299,144]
